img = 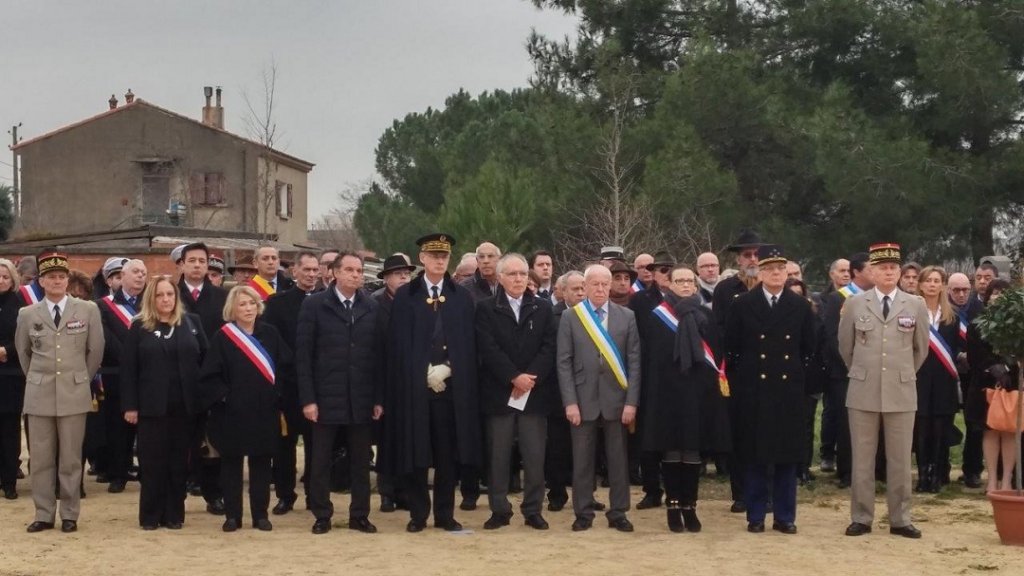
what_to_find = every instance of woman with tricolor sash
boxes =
[912,266,961,493]
[199,285,290,532]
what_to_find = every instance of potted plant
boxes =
[974,286,1024,545]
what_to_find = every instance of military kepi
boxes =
[416,233,455,253]
[37,250,70,276]
[756,244,786,266]
[869,242,901,265]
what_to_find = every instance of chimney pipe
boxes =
[215,87,222,107]
[204,86,213,106]
[124,89,135,104]
[108,94,118,110]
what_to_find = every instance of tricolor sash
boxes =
[221,323,275,384]
[651,301,678,332]
[573,301,628,390]
[101,295,136,329]
[837,283,862,299]
[957,311,968,342]
[652,302,730,396]
[928,325,959,380]
[629,279,644,295]
[248,276,275,301]
[19,282,43,305]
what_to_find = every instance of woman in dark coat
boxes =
[965,279,1019,493]
[121,276,208,529]
[200,285,290,532]
[0,258,25,499]
[639,265,729,533]
[913,266,962,493]
[785,278,829,484]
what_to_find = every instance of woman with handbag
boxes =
[121,276,208,529]
[965,278,1019,493]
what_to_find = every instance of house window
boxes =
[275,180,293,219]
[190,172,226,206]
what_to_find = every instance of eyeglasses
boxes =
[672,278,696,285]
[657,267,672,274]
[950,288,971,293]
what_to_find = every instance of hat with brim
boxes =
[756,244,787,266]
[37,251,70,276]
[727,229,765,252]
[228,262,258,274]
[645,251,676,271]
[209,255,225,273]
[869,243,902,265]
[103,257,128,279]
[416,233,455,253]
[377,254,417,279]
[599,246,626,262]
[608,261,638,283]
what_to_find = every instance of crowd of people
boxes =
[0,230,1019,540]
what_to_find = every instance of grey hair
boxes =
[496,253,528,275]
[584,264,611,281]
[556,270,583,290]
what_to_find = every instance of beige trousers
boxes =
[27,413,87,523]
[847,409,915,528]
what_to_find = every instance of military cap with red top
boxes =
[869,242,902,265]
[36,249,70,276]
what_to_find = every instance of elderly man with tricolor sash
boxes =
[556,264,641,533]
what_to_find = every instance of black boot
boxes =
[661,462,685,533]
[681,463,702,532]
[915,465,931,493]
[666,501,684,533]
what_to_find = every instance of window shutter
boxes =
[287,183,294,217]
[189,173,205,204]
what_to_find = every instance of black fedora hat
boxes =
[727,229,765,252]
[645,251,676,271]
[377,253,417,279]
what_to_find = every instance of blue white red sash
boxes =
[19,282,43,304]
[837,283,862,299]
[928,325,959,380]
[573,301,628,389]
[629,279,644,295]
[651,301,728,393]
[652,301,679,332]
[957,310,968,342]
[221,323,275,384]
[101,295,136,329]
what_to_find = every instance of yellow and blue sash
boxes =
[837,282,862,299]
[573,301,629,390]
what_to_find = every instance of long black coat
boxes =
[916,320,961,416]
[629,286,661,433]
[712,274,749,335]
[96,288,140,396]
[965,323,1021,426]
[178,278,227,342]
[383,273,480,475]
[120,313,208,416]
[263,286,320,411]
[460,270,496,302]
[0,290,25,414]
[639,293,731,454]
[725,286,816,465]
[200,321,290,458]
[475,288,557,416]
[821,291,850,381]
[296,288,383,425]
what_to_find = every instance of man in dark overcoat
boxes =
[383,233,480,532]
[725,245,816,535]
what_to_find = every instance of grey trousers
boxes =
[571,419,630,521]
[487,412,547,516]
[848,408,915,527]
[27,413,87,523]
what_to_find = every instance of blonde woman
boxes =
[913,266,961,493]
[0,258,24,499]
[120,276,208,529]
[200,285,290,532]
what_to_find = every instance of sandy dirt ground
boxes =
[1,467,1019,576]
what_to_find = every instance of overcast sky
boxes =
[1,0,578,220]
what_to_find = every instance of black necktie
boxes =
[128,296,136,308]
[53,304,61,326]
[343,299,352,321]
[538,289,549,300]
[432,286,440,303]
[770,295,777,308]
[882,295,890,319]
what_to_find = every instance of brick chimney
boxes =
[108,94,118,110]
[201,86,224,129]
[124,89,135,104]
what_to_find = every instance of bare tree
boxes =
[242,60,283,239]
[309,210,363,251]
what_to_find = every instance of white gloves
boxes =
[427,363,451,393]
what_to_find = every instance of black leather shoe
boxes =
[253,518,273,531]
[820,459,836,473]
[571,516,592,532]
[272,499,294,516]
[434,518,463,531]
[3,488,17,500]
[163,521,183,530]
[186,482,202,496]
[593,500,606,511]
[95,474,110,484]
[772,521,798,534]
[484,513,512,530]
[27,521,54,533]
[890,524,922,539]
[459,498,478,511]
[17,468,25,479]
[524,514,549,530]
[747,521,765,533]
[61,520,77,533]
[837,477,851,489]
[681,507,702,533]
[141,523,159,531]
[379,496,396,513]
[312,518,332,534]
[349,517,377,533]
[608,517,634,532]
[845,522,872,536]
[730,501,746,513]
[206,499,226,515]
[547,499,566,512]
[963,474,982,489]
[635,494,662,510]
[107,480,127,494]
[406,519,426,533]
[222,518,240,532]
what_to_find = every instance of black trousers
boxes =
[0,413,21,490]
[833,379,853,480]
[137,413,191,526]
[406,398,458,524]
[101,393,135,482]
[273,406,311,504]
[962,418,984,477]
[915,414,954,474]
[820,378,841,461]
[189,415,222,503]
[544,413,572,503]
[221,454,271,522]
[309,422,372,520]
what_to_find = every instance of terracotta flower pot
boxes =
[988,490,1024,546]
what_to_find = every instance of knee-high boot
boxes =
[660,461,684,533]
[680,463,702,532]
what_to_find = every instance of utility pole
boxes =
[8,123,21,217]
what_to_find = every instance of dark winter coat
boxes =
[0,290,25,414]
[712,274,749,333]
[263,286,320,411]
[178,277,227,342]
[964,322,1021,427]
[120,313,208,416]
[96,288,141,395]
[916,319,961,416]
[460,270,497,302]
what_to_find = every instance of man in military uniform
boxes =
[16,250,104,533]
[724,245,816,534]
[839,243,929,539]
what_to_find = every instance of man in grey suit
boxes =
[15,250,104,533]
[838,243,929,539]
[557,265,641,532]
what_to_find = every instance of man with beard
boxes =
[696,252,720,309]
